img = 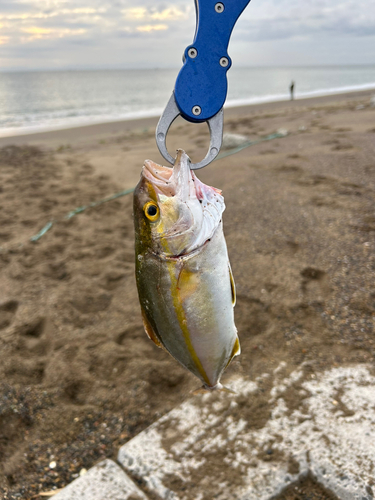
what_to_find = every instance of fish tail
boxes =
[190,383,236,395]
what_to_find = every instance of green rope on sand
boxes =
[30,131,287,243]
[30,221,54,242]
[217,131,287,160]
[30,188,134,242]
[65,187,135,220]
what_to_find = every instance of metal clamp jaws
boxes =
[156,93,223,170]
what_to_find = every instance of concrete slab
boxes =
[53,459,148,500]
[118,364,375,500]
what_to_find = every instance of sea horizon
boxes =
[2,63,375,73]
[1,65,374,138]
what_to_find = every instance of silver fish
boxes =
[133,149,240,389]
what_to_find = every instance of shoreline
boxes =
[1,82,375,140]
[0,87,374,147]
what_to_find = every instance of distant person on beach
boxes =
[290,81,295,100]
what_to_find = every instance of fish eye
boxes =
[143,201,160,221]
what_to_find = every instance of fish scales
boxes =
[133,149,240,389]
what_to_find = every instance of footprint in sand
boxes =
[80,163,94,174]
[351,214,375,233]
[335,181,363,197]
[18,317,51,358]
[260,149,277,155]
[96,246,116,259]
[119,250,135,263]
[287,154,303,159]
[235,295,269,338]
[277,165,303,174]
[115,323,144,346]
[21,219,37,228]
[42,261,69,280]
[285,240,300,255]
[335,127,352,132]
[62,380,88,404]
[300,267,330,301]
[298,174,333,187]
[42,244,66,257]
[0,300,19,330]
[71,292,112,314]
[310,196,341,209]
[4,317,51,384]
[0,232,13,242]
[100,270,127,290]
[323,139,340,146]
[18,317,46,338]
[332,143,354,151]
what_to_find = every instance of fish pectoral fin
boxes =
[141,307,164,350]
[228,263,236,306]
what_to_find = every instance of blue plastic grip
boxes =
[174,0,251,123]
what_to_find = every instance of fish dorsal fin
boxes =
[228,263,236,306]
[141,307,164,349]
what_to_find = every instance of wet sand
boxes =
[0,89,374,499]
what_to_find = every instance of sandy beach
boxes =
[1,89,375,499]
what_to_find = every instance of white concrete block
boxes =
[53,459,148,500]
[118,365,375,500]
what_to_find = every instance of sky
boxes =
[0,0,374,71]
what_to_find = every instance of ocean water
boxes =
[0,66,375,137]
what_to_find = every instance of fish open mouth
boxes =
[143,160,173,183]
[143,150,222,201]
[142,149,195,200]
[143,160,176,197]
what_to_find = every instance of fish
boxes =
[133,149,240,390]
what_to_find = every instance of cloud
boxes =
[236,0,375,41]
[22,27,52,35]
[136,24,168,32]
[151,7,187,21]
[120,5,191,35]
[21,26,87,41]
[122,6,189,21]
[1,0,374,69]
[0,7,106,22]
[0,0,107,49]
[122,8,147,20]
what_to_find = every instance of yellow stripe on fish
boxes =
[170,262,211,387]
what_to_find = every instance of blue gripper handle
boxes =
[174,0,251,123]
